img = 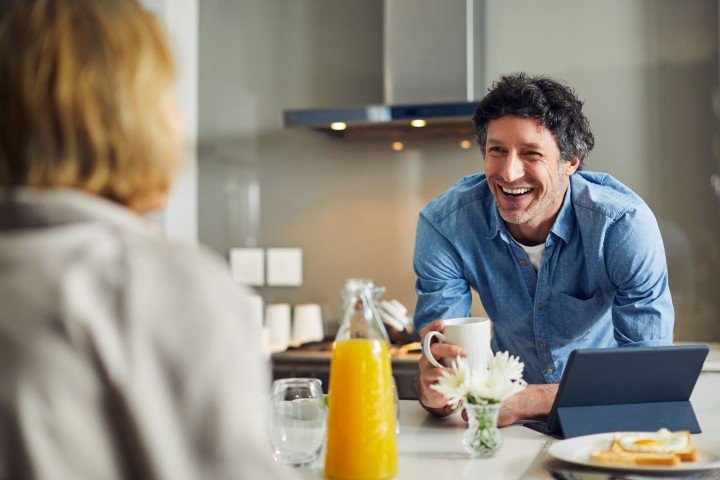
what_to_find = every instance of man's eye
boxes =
[488,147,504,155]
[524,151,541,159]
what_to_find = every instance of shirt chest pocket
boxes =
[555,291,606,341]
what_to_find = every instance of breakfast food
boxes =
[613,430,697,461]
[589,429,696,467]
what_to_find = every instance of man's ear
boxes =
[564,156,580,175]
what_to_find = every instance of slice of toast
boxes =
[611,431,696,462]
[589,449,681,467]
[589,431,697,467]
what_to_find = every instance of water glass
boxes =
[268,378,326,467]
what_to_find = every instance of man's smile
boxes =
[492,178,542,225]
[500,185,534,197]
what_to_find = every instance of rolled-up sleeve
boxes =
[413,213,472,332]
[604,203,674,346]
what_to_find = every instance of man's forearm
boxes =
[521,383,558,419]
[499,383,559,426]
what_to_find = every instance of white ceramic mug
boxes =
[291,303,324,346]
[421,317,492,370]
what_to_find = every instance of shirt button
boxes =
[519,259,527,267]
[537,302,544,310]
[545,368,554,374]
[539,342,548,350]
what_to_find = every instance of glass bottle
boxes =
[324,279,398,480]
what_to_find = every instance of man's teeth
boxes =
[501,186,531,195]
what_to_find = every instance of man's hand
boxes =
[416,320,467,416]
[416,320,559,424]
[496,383,558,427]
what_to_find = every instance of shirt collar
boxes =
[488,195,502,240]
[550,178,575,244]
[486,177,575,244]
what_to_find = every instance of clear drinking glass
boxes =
[268,378,326,467]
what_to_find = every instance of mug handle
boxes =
[421,330,446,369]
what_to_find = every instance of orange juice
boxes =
[325,338,397,479]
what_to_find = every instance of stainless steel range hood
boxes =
[283,0,485,137]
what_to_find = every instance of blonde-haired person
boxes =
[0,1,292,479]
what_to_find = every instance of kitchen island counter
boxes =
[286,371,720,479]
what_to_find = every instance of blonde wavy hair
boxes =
[0,0,178,212]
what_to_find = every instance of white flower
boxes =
[431,351,527,406]
[430,357,472,408]
[469,369,527,403]
[487,351,525,382]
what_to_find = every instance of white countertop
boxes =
[701,345,720,371]
[288,371,720,479]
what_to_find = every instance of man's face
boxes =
[484,116,579,234]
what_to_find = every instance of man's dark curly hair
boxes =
[472,73,594,170]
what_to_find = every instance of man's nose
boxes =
[500,152,524,182]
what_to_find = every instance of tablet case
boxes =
[524,345,709,439]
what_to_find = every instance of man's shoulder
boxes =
[421,173,491,226]
[571,171,647,220]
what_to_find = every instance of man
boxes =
[413,73,674,425]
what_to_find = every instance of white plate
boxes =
[548,432,720,472]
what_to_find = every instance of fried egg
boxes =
[617,429,689,453]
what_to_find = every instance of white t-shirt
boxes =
[518,241,546,271]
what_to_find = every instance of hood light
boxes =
[392,141,404,151]
[330,122,347,131]
[410,119,427,128]
[460,139,472,149]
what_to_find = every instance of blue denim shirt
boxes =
[413,171,674,384]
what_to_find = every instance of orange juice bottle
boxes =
[325,279,397,480]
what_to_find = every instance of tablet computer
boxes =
[524,345,709,439]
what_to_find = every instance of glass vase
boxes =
[462,403,503,458]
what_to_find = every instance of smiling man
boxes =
[413,73,674,425]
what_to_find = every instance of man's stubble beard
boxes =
[497,161,566,226]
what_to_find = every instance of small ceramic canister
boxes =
[266,303,291,353]
[291,303,324,346]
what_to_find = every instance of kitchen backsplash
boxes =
[199,131,485,324]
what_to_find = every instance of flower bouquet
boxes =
[431,351,527,457]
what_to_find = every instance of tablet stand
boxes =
[556,400,701,439]
[523,345,708,439]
